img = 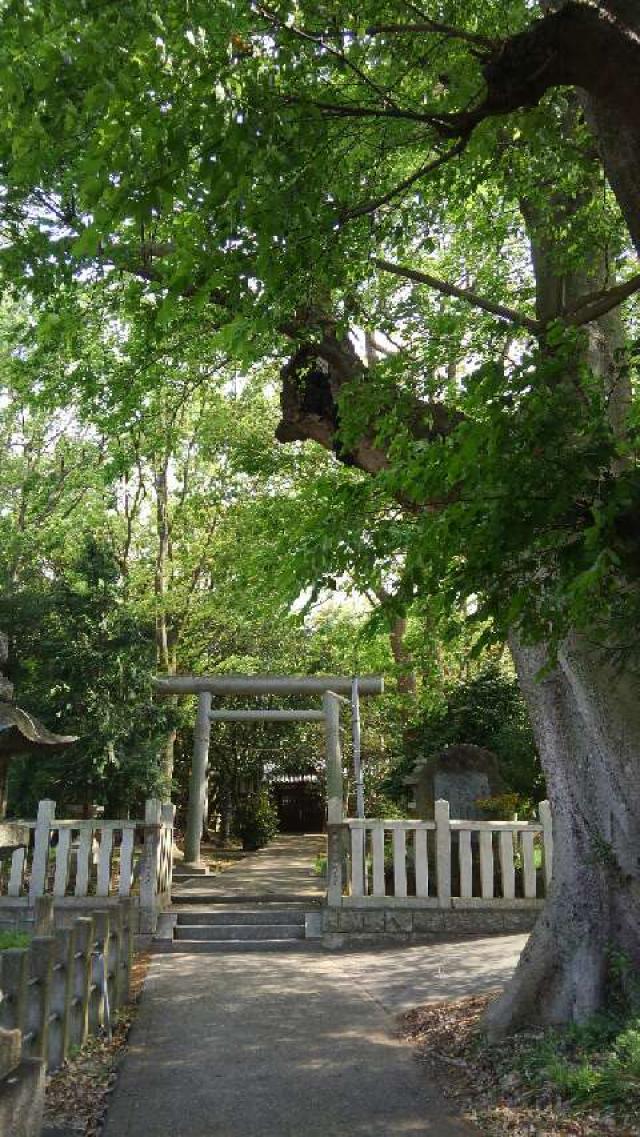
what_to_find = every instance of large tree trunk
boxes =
[486,632,640,1033]
[389,615,417,697]
[487,181,638,1030]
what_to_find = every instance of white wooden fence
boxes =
[0,799,174,933]
[332,799,552,909]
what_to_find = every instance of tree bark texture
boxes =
[484,193,638,1032]
[486,631,640,1033]
[389,615,417,697]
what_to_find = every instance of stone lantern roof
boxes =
[0,632,77,816]
[0,701,78,753]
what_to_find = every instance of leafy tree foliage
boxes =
[2,538,171,815]
[392,662,542,806]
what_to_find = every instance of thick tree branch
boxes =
[374,258,640,333]
[275,331,461,479]
[285,97,438,124]
[564,272,640,326]
[373,258,540,333]
[297,4,640,260]
[366,21,497,52]
[442,2,640,137]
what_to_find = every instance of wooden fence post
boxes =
[24,937,54,1061]
[48,927,74,1070]
[118,899,134,1003]
[89,912,110,1034]
[29,800,55,904]
[118,824,136,897]
[435,799,452,909]
[70,917,93,1051]
[539,799,553,890]
[0,1025,21,1078]
[0,948,28,1035]
[139,800,161,934]
[34,896,54,935]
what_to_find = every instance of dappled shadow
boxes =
[103,937,488,1136]
[313,934,528,1013]
[172,833,327,902]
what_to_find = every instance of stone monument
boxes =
[405,743,505,819]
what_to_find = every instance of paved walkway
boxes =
[172,833,326,902]
[103,934,527,1137]
[104,836,528,1136]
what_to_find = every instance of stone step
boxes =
[171,893,317,905]
[154,939,322,954]
[175,909,305,926]
[174,923,305,942]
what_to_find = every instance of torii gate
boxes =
[153,675,384,869]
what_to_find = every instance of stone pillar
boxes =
[323,692,343,826]
[139,800,161,934]
[184,691,212,867]
[324,692,345,907]
[435,798,452,909]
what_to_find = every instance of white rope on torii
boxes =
[153,675,384,868]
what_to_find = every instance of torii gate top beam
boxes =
[153,675,383,697]
[209,709,325,722]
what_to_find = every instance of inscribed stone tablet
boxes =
[434,770,490,819]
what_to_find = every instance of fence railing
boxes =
[0,897,135,1072]
[333,799,552,908]
[0,799,175,933]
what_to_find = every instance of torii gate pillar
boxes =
[184,691,212,866]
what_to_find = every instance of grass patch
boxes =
[400,993,640,1135]
[314,854,327,877]
[519,1012,640,1113]
[0,929,30,949]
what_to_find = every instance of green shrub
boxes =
[475,792,536,819]
[232,790,279,851]
[393,663,543,803]
[0,930,30,950]
[518,1009,640,1115]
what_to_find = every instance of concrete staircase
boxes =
[155,905,322,953]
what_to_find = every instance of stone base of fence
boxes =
[0,896,143,936]
[322,901,542,947]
